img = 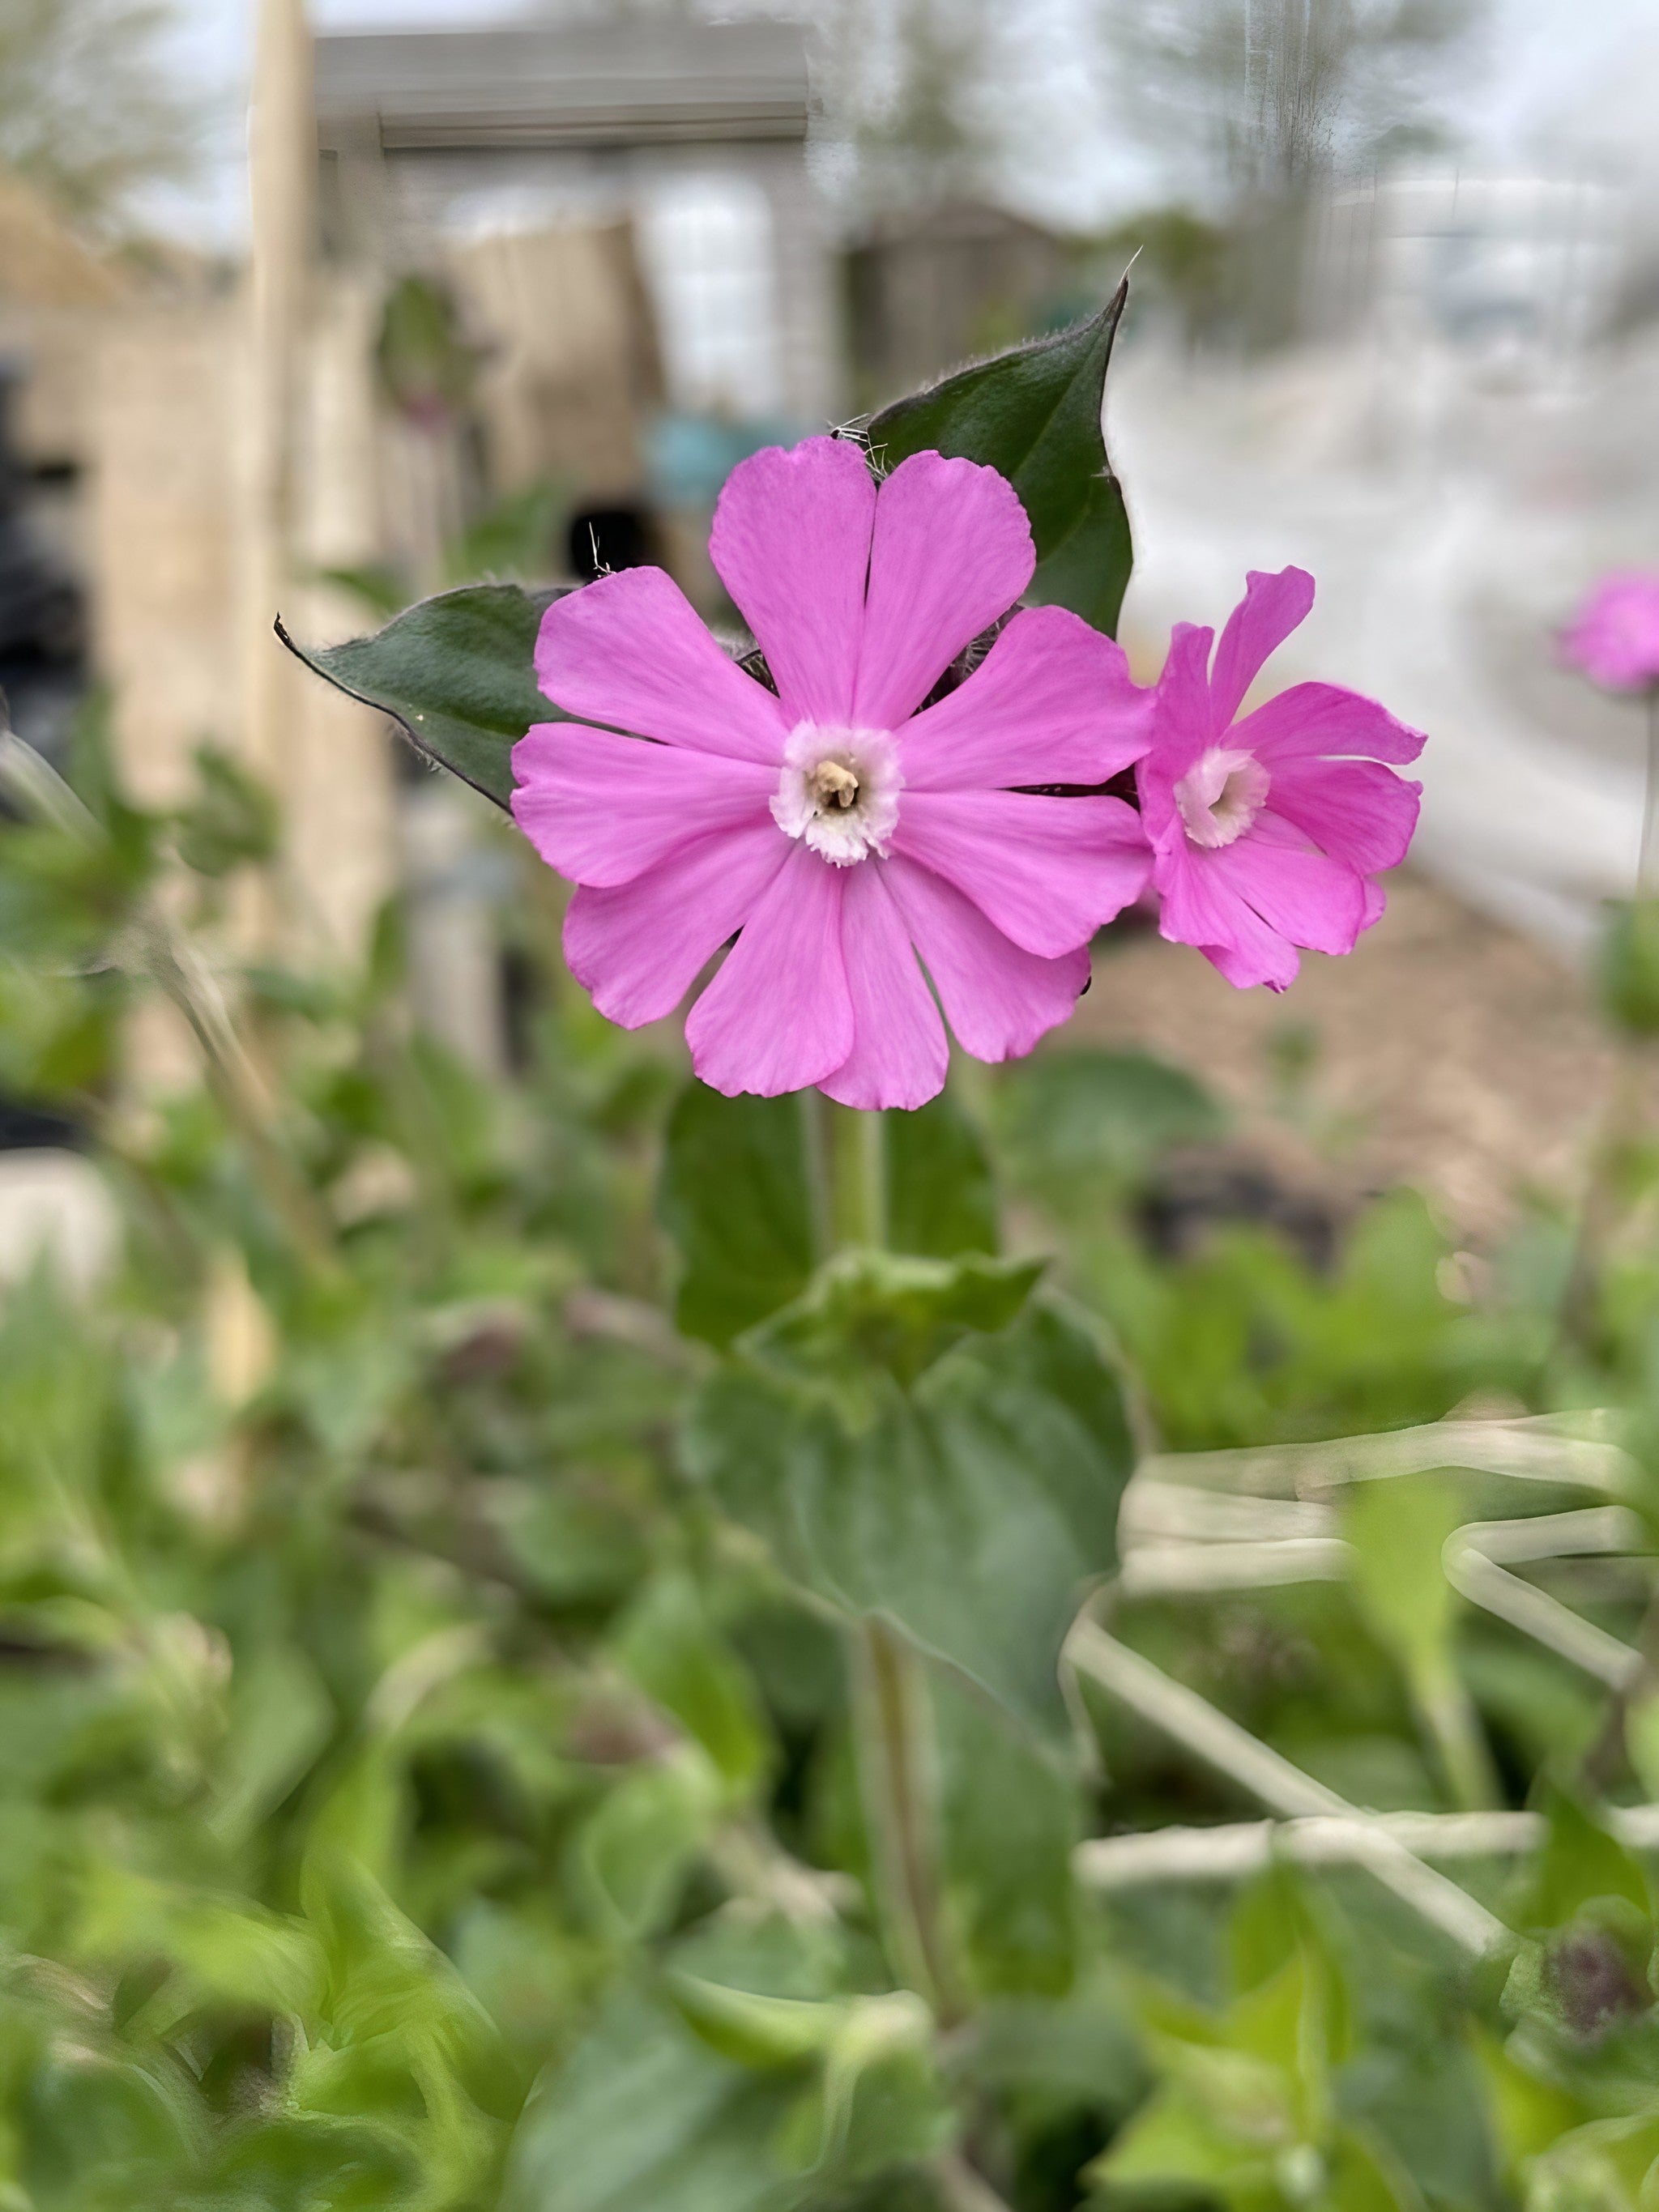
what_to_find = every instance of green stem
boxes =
[1557,688,1659,1353]
[851,1613,962,2023]
[801,1093,956,2015]
[799,1090,834,1267]
[1640,687,1659,894]
[830,1101,886,1250]
[1414,1660,1499,1813]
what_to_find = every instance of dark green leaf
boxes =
[936,1676,1081,1997]
[279,582,565,810]
[174,744,279,877]
[501,1989,806,2212]
[1001,1047,1225,1192]
[885,1089,999,1259]
[614,1572,771,1798]
[753,1247,1043,1393]
[573,1750,724,1942]
[866,284,1132,637]
[659,1084,817,1349]
[684,1302,1135,1729]
[1529,1788,1653,1930]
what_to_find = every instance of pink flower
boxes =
[511,436,1152,1106]
[1137,568,1424,991]
[1563,572,1659,693]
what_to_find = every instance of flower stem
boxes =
[814,1096,960,2018]
[1640,688,1659,893]
[1557,685,1659,1353]
[851,1613,962,2024]
[829,1100,886,1249]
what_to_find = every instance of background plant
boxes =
[0,303,1657,2212]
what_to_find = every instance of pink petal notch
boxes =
[709,435,876,727]
[511,433,1139,1093]
[852,452,1035,731]
[1208,565,1316,728]
[899,605,1153,793]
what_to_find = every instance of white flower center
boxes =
[772,724,901,866]
[1174,745,1269,850]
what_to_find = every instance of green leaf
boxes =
[501,1988,806,2212]
[774,1993,949,2184]
[1342,1472,1498,1811]
[659,1085,1003,1351]
[210,1643,334,1847]
[885,1089,999,1259]
[684,1302,1135,1729]
[865,284,1132,637]
[279,582,564,810]
[753,1247,1043,1393]
[1343,1474,1465,1687]
[574,1747,726,1942]
[1000,1047,1225,1191]
[1528,1788,1653,1930]
[936,1675,1081,1997]
[659,1085,817,1349]
[666,1975,843,2070]
[174,744,279,877]
[614,1572,771,1799]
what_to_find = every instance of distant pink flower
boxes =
[1137,568,1425,992]
[1563,572,1659,693]
[512,436,1153,1106]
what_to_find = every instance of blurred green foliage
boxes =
[2,705,1659,2210]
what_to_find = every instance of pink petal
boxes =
[511,722,774,889]
[1264,761,1421,876]
[1154,839,1300,991]
[708,436,875,727]
[564,824,791,1028]
[852,453,1035,731]
[1209,567,1316,729]
[883,855,1089,1062]
[1563,572,1659,692]
[1139,623,1218,833]
[893,791,1149,958]
[898,605,1153,792]
[684,843,853,1097]
[535,567,789,765]
[1207,815,1368,957]
[819,863,948,1110]
[1234,682,1426,766]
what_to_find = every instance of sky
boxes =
[138,0,1659,249]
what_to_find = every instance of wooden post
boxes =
[241,0,313,948]
[241,0,397,967]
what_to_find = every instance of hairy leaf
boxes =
[684,1302,1135,1729]
[865,284,1133,637]
[885,1089,999,1259]
[279,582,565,810]
[659,1085,818,1349]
